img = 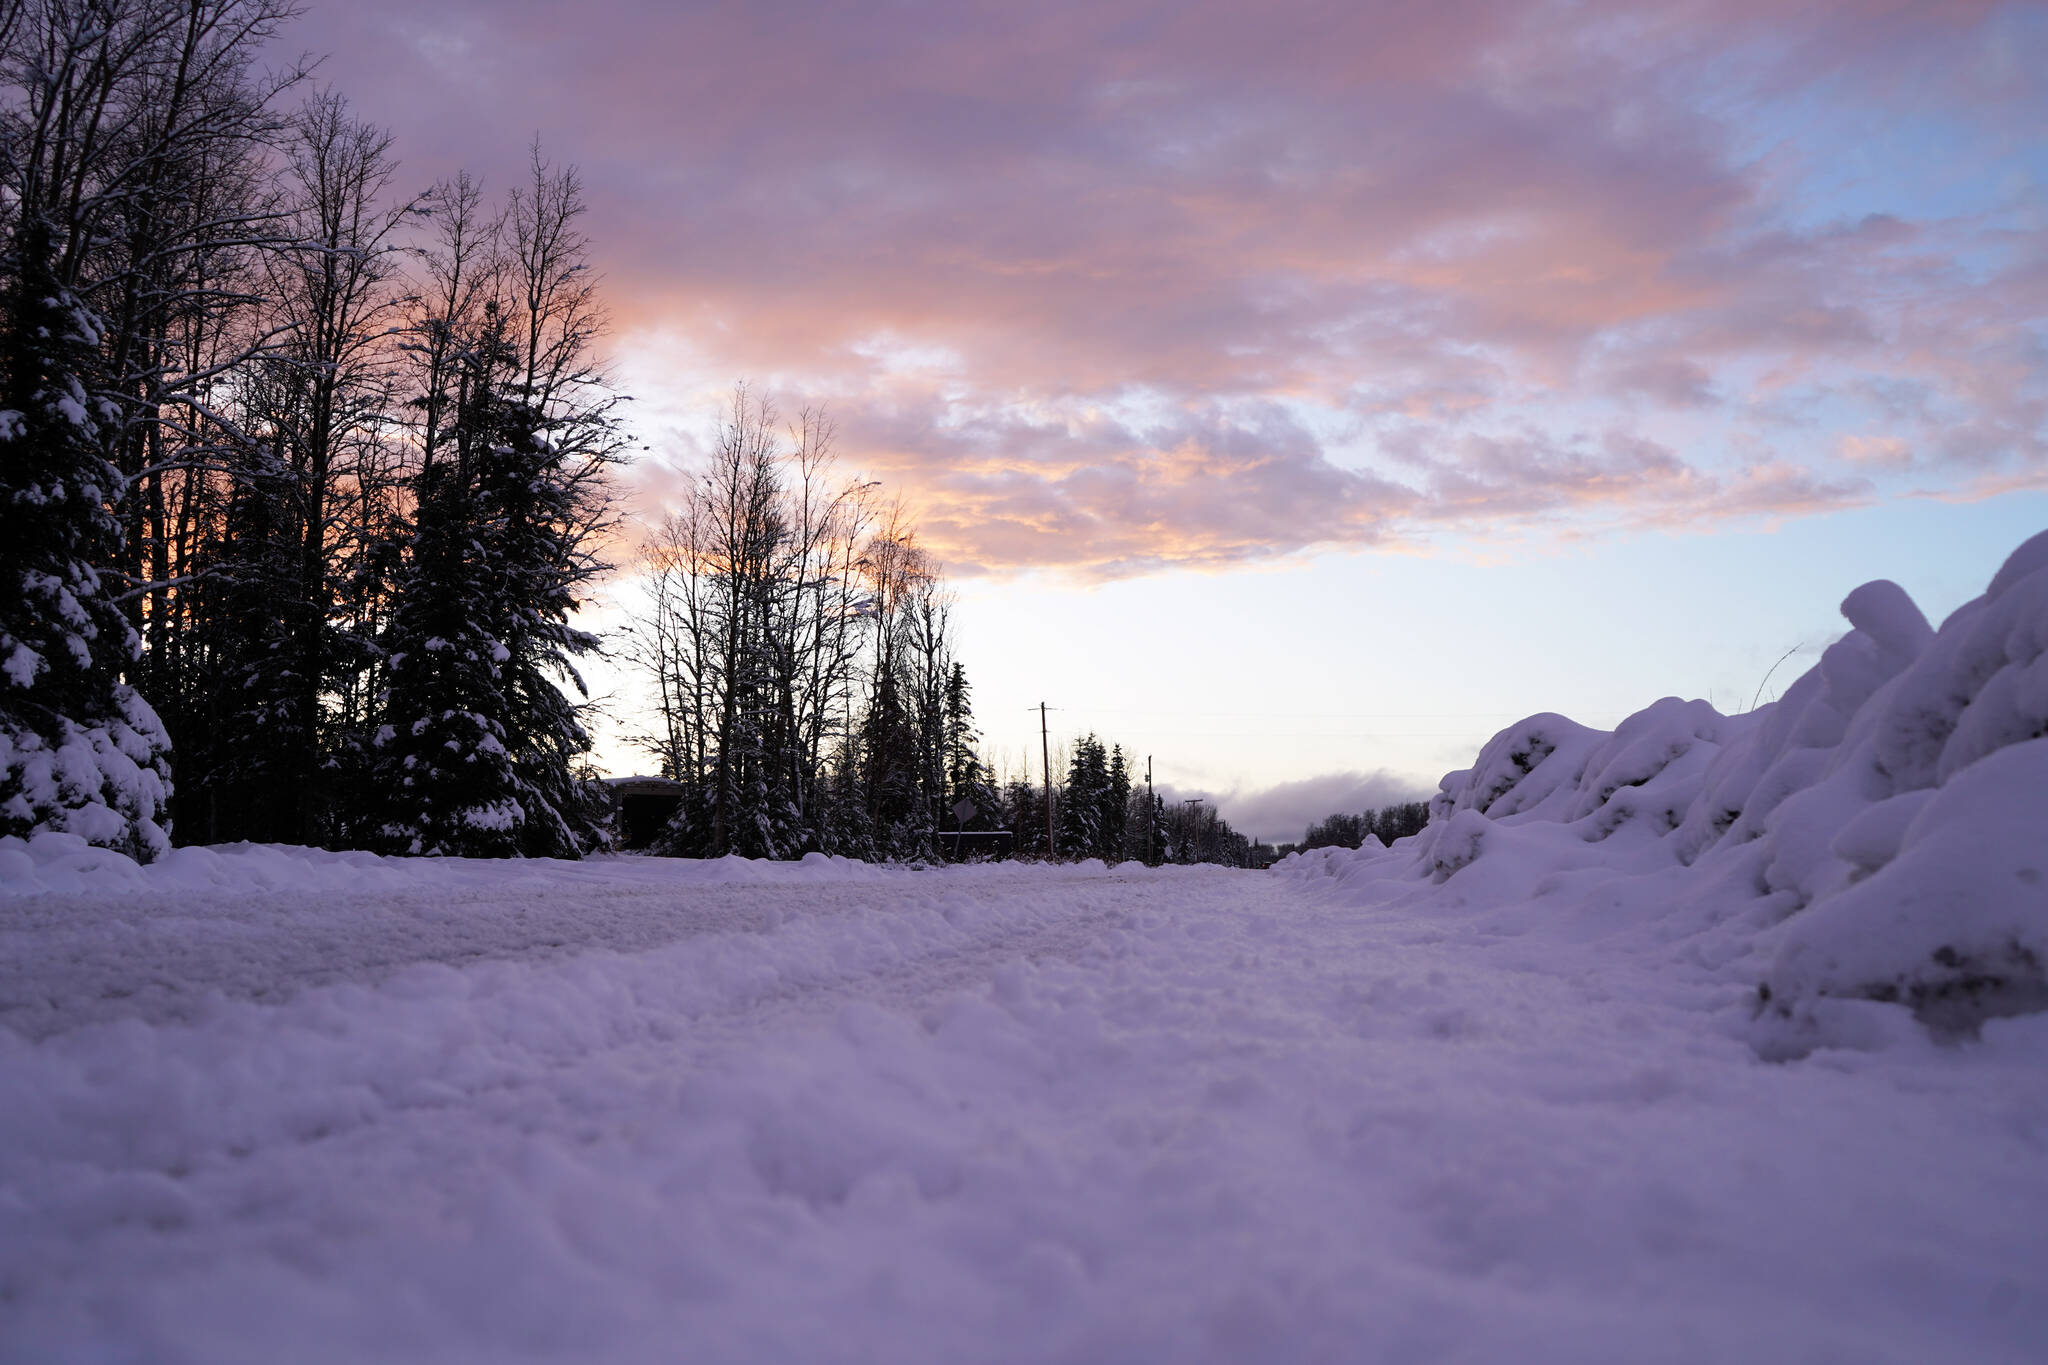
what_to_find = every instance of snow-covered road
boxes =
[3,848,2044,1364]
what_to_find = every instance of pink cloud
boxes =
[287,0,2045,577]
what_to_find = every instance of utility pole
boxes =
[1145,755,1154,866]
[1184,798,1204,865]
[1040,701,1055,861]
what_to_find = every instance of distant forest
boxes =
[1297,803,1431,852]
[952,731,1430,868]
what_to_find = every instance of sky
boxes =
[281,0,2048,841]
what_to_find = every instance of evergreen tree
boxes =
[1102,745,1131,862]
[942,661,1001,833]
[369,308,609,857]
[862,665,926,857]
[367,442,521,856]
[0,224,171,859]
[476,369,611,856]
[1059,733,1110,860]
[814,733,877,859]
[1001,776,1046,859]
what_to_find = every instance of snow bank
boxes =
[1282,529,2048,1053]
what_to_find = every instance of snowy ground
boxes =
[3,844,2044,1364]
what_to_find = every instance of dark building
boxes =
[604,776,686,851]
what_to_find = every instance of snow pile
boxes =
[1284,529,2048,1052]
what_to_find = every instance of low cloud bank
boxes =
[1160,770,1429,845]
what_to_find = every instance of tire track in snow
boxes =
[0,866,1258,1040]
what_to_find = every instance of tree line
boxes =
[972,732,1275,868]
[0,0,624,859]
[621,388,1000,862]
[986,741,1434,866]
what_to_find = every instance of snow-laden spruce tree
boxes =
[1058,734,1110,859]
[0,225,172,859]
[369,420,524,857]
[369,306,609,858]
[942,661,1003,830]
